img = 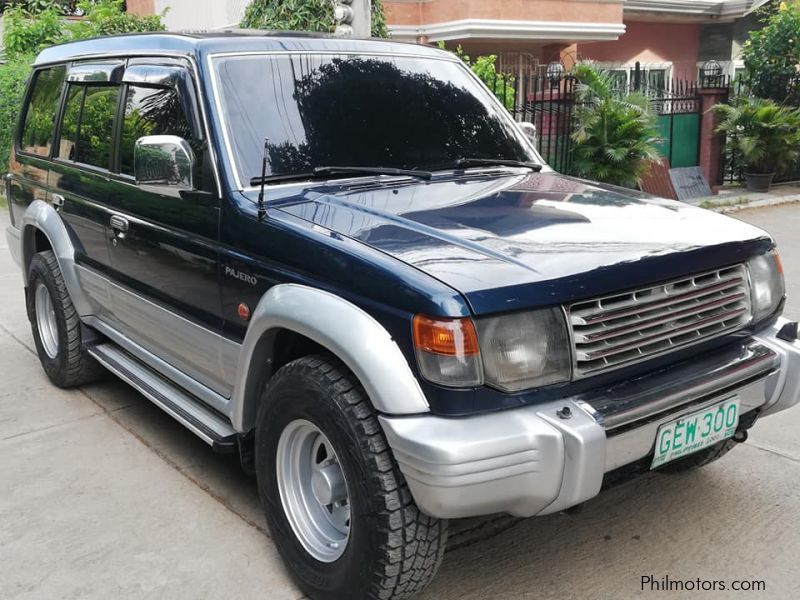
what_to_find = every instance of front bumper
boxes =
[379,318,800,519]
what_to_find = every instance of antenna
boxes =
[257,138,269,221]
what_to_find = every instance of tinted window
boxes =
[212,54,539,185]
[119,85,194,176]
[57,83,119,169]
[20,66,66,156]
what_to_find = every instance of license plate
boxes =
[651,396,740,469]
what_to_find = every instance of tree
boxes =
[571,63,661,187]
[742,1,800,101]
[241,0,388,38]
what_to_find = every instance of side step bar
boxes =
[88,343,238,452]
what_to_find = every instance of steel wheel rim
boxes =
[276,419,351,562]
[35,283,59,359]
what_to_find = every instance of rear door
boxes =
[48,63,124,294]
[8,65,66,228]
[102,60,229,400]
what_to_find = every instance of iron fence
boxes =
[481,70,579,174]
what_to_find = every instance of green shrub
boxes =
[713,96,800,175]
[0,57,35,175]
[241,0,388,38]
[3,5,64,57]
[571,63,661,187]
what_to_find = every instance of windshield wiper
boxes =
[250,165,433,186]
[447,158,543,171]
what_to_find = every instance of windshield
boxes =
[210,53,542,187]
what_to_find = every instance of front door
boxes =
[102,69,230,399]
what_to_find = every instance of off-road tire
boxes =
[255,354,448,600]
[26,250,103,387]
[657,439,737,473]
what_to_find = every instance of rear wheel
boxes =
[26,250,103,387]
[256,354,447,600]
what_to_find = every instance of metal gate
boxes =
[503,73,578,174]
[650,81,702,169]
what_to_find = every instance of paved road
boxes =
[1,204,799,600]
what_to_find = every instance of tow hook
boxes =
[733,430,748,444]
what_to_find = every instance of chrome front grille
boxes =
[568,265,751,376]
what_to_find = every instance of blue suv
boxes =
[6,32,800,600]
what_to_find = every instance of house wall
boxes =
[578,20,700,80]
[385,0,624,27]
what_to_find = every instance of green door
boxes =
[656,113,700,168]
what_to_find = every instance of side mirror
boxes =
[134,135,195,190]
[518,121,538,147]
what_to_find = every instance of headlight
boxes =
[412,315,483,387]
[476,308,571,392]
[748,250,785,322]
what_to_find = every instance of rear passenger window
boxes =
[119,85,194,176]
[57,83,120,169]
[20,66,66,156]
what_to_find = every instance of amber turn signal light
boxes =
[412,314,480,356]
[774,251,784,275]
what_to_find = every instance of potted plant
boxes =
[713,96,800,192]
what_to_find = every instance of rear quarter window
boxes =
[20,66,66,157]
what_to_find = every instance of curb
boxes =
[702,196,800,214]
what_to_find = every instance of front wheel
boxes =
[256,354,448,600]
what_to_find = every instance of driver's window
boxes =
[119,84,198,177]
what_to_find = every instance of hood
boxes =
[261,172,772,315]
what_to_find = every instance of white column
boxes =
[350,0,371,37]
[334,0,372,37]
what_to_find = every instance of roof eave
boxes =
[389,19,627,43]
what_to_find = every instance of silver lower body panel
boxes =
[380,318,800,520]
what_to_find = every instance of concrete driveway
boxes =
[2,204,799,600]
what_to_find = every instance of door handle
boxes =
[109,214,129,241]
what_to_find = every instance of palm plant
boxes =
[571,64,662,188]
[713,96,800,177]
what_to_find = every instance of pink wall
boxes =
[579,21,700,81]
